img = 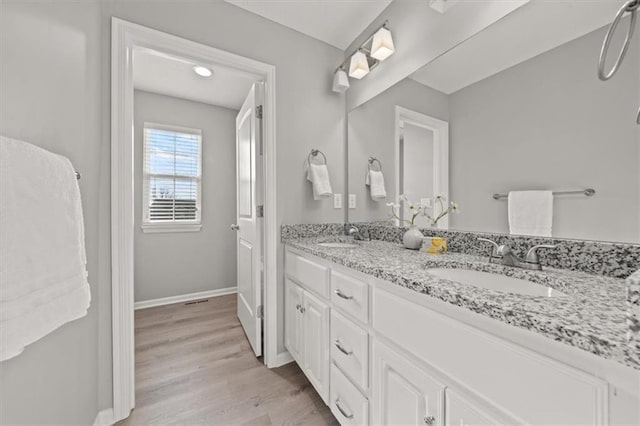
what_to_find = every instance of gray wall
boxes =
[1,0,346,422]
[133,90,237,302]
[0,2,101,424]
[348,78,449,222]
[448,25,639,243]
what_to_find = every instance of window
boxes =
[142,123,202,232]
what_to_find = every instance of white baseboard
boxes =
[275,351,294,367]
[134,286,237,310]
[93,408,114,426]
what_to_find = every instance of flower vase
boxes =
[402,225,424,250]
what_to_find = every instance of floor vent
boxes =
[185,299,209,305]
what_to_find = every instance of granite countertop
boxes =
[283,236,637,370]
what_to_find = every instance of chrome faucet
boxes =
[346,225,370,241]
[478,238,556,271]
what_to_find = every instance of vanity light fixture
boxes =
[370,26,395,61]
[193,65,213,77]
[349,50,370,79]
[332,20,394,92]
[332,67,350,93]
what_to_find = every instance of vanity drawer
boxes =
[372,288,608,425]
[285,250,330,298]
[331,310,369,391]
[331,269,369,323]
[330,364,369,426]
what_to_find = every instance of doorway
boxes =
[394,106,450,228]
[111,18,278,422]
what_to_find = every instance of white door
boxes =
[372,340,445,426]
[234,82,263,357]
[302,290,330,403]
[284,279,303,363]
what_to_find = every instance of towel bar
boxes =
[308,149,327,165]
[492,188,595,200]
[368,157,382,172]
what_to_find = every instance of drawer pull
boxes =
[334,339,353,356]
[334,398,354,420]
[424,415,436,425]
[335,289,353,300]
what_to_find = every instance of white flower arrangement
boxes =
[387,194,459,227]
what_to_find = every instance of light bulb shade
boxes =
[332,69,350,93]
[371,27,395,61]
[348,51,370,79]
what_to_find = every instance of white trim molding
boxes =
[93,408,114,426]
[275,351,295,367]
[111,18,278,423]
[394,105,450,228]
[134,287,237,310]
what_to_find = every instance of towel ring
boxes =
[598,0,639,81]
[308,149,327,165]
[368,157,382,172]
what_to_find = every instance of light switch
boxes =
[333,193,343,209]
[349,194,357,209]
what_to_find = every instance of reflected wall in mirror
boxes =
[347,13,639,243]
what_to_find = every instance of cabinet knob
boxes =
[300,307,305,314]
[230,224,240,231]
[295,304,301,311]
[424,416,436,425]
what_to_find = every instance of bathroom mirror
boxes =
[347,4,640,244]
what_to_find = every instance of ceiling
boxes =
[410,0,621,94]
[224,0,393,50]
[133,50,256,110]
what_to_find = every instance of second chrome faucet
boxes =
[478,238,556,271]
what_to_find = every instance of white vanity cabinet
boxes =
[445,389,504,426]
[284,247,639,426]
[284,277,330,403]
[371,340,445,426]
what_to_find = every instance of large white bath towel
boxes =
[0,135,90,361]
[508,190,554,237]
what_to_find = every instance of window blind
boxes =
[143,124,202,225]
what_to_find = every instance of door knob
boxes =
[230,224,240,231]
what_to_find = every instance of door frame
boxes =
[394,106,449,228]
[111,18,278,422]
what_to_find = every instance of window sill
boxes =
[141,223,202,233]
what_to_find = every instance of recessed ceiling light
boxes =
[193,66,213,77]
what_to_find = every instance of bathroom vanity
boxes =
[283,233,639,426]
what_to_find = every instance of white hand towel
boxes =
[508,190,553,237]
[365,170,387,200]
[0,135,91,361]
[305,162,333,200]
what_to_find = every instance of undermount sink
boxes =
[426,268,567,298]
[317,242,360,248]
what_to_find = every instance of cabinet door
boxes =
[302,290,330,403]
[445,389,504,426]
[372,340,445,426]
[284,279,303,363]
